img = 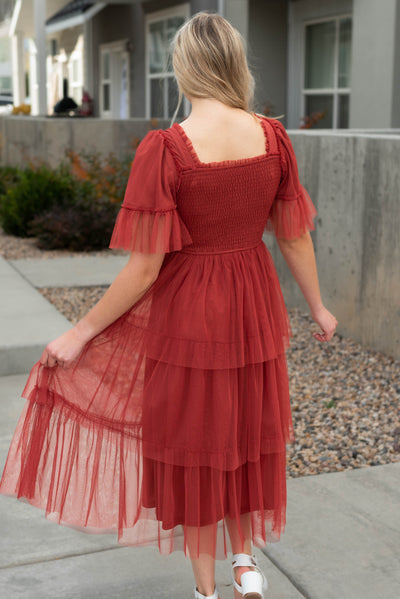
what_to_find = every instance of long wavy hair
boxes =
[171,12,255,123]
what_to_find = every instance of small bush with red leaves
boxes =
[29,193,120,251]
[0,149,135,251]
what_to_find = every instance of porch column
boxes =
[33,0,47,115]
[10,30,25,106]
[28,38,38,115]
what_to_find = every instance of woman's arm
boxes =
[75,251,165,342]
[276,231,338,342]
[40,251,165,368]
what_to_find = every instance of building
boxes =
[2,0,400,128]
[0,0,14,106]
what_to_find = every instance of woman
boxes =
[0,12,337,599]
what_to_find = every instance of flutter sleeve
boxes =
[265,120,317,239]
[109,129,193,253]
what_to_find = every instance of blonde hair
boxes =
[171,12,255,123]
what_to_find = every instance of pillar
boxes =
[33,0,47,115]
[11,30,25,106]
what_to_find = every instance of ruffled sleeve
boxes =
[266,120,317,239]
[109,129,193,253]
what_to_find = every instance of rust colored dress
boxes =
[0,115,317,559]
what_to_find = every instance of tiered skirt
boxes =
[0,241,295,559]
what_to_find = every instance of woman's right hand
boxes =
[310,306,338,342]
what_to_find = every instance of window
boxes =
[146,5,189,119]
[0,76,11,94]
[0,37,10,63]
[302,16,352,128]
[0,37,12,98]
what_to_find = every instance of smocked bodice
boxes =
[163,120,282,254]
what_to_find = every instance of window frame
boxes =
[0,35,13,99]
[301,14,352,129]
[145,3,190,120]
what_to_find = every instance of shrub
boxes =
[0,164,81,237]
[26,149,134,251]
[0,147,136,250]
[0,166,22,197]
[29,195,120,251]
[66,149,132,205]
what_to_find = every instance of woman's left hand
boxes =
[39,327,88,369]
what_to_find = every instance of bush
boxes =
[29,195,120,251]
[66,149,132,205]
[0,166,22,197]
[0,147,136,250]
[0,164,81,237]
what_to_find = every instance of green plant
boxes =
[324,399,336,408]
[0,166,22,197]
[0,147,138,250]
[65,149,132,205]
[0,164,81,237]
[29,194,120,251]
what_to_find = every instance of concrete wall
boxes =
[0,115,170,167]
[1,115,399,359]
[263,129,400,360]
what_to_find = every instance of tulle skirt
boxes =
[0,242,295,559]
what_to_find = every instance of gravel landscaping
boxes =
[0,227,127,260]
[38,285,400,480]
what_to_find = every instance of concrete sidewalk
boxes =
[0,255,126,375]
[9,255,128,288]
[0,374,399,599]
[0,257,71,376]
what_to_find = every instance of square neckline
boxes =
[172,113,272,168]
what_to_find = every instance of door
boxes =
[100,43,130,118]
